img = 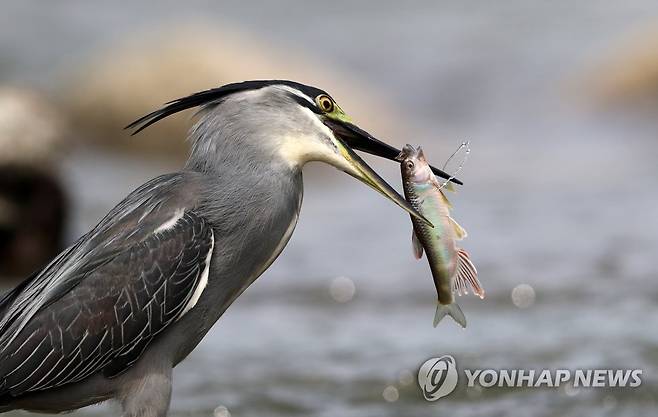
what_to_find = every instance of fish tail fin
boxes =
[453,248,485,299]
[433,302,467,328]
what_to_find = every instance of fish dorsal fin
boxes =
[452,249,485,299]
[412,230,424,259]
[430,174,456,194]
[438,189,453,209]
[449,216,468,240]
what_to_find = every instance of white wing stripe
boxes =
[154,208,185,234]
[178,230,214,319]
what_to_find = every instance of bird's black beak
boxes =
[323,119,463,185]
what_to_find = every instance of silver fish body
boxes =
[398,144,483,328]
[406,181,458,303]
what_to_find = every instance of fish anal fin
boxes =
[449,216,468,240]
[412,230,424,259]
[452,248,485,299]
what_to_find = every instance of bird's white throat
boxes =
[277,107,351,172]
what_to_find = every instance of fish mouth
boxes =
[323,119,463,185]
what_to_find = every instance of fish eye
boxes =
[316,94,335,113]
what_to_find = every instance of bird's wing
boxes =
[0,174,214,398]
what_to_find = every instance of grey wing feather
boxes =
[0,174,183,348]
[0,174,214,398]
[0,212,213,397]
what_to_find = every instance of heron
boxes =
[0,80,461,416]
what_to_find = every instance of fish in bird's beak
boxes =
[311,91,459,227]
[331,135,433,226]
[323,119,462,186]
[317,115,431,226]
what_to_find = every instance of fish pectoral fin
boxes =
[412,230,424,259]
[449,216,468,240]
[452,248,485,299]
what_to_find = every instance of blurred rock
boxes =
[584,23,658,109]
[0,88,69,279]
[61,24,406,159]
[0,88,67,165]
[0,165,67,279]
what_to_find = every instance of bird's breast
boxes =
[259,186,302,274]
[202,171,304,299]
[170,173,303,361]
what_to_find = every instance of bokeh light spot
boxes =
[511,284,536,308]
[382,385,399,402]
[213,405,231,417]
[398,370,414,386]
[329,276,356,303]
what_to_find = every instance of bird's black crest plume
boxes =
[125,80,326,135]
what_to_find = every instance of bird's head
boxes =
[127,80,461,224]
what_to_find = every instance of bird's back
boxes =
[0,166,303,408]
[0,172,203,401]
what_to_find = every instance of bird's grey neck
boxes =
[174,111,304,348]
[182,109,303,232]
[184,107,295,178]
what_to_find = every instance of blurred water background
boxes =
[1,1,658,416]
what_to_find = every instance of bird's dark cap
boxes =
[125,80,327,135]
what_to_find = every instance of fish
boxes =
[397,144,484,328]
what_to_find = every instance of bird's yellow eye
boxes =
[316,95,335,113]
